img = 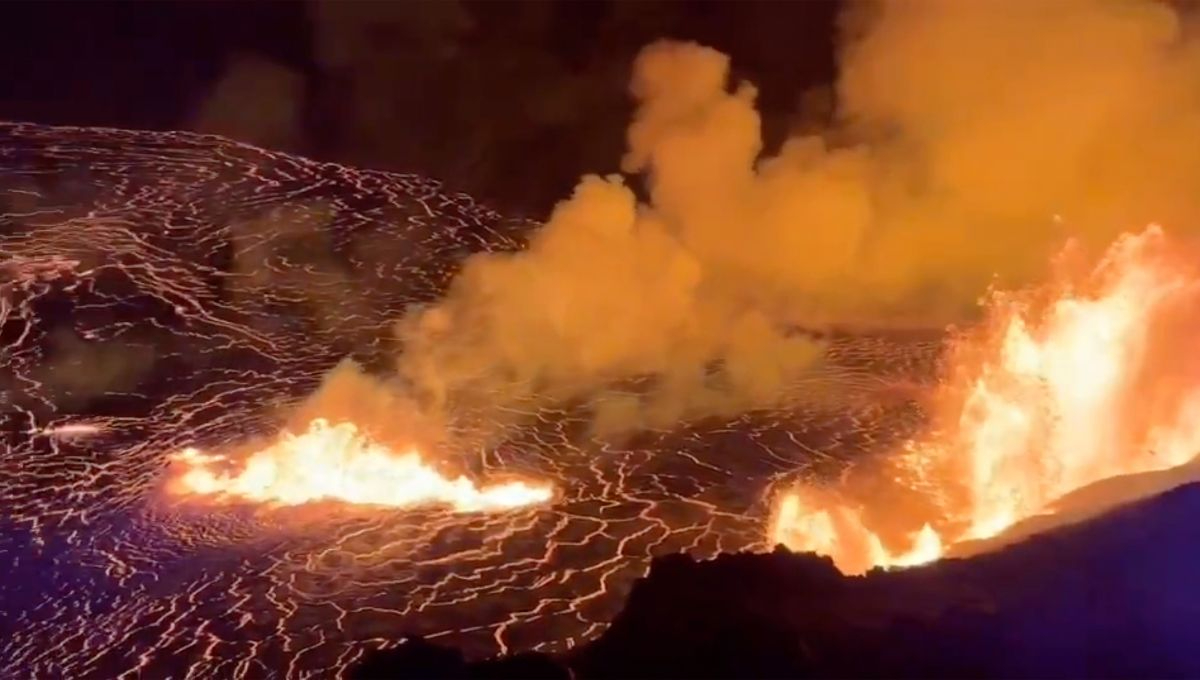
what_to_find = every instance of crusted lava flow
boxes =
[0,123,941,679]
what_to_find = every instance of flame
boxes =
[770,491,943,576]
[168,418,554,512]
[773,225,1200,573]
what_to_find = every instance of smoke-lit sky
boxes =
[0,0,838,215]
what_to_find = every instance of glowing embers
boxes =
[169,418,553,512]
[773,225,1200,574]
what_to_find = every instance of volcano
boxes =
[5,121,1196,680]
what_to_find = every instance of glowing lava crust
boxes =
[8,121,1195,680]
[4,123,938,679]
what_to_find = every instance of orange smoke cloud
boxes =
[161,0,1200,552]
[772,226,1200,573]
[393,0,1200,433]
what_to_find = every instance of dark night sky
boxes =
[0,1,838,215]
[0,3,312,128]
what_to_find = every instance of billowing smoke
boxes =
[288,360,446,454]
[387,0,1200,434]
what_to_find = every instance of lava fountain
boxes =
[169,418,554,512]
[773,225,1200,574]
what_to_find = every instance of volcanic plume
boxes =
[161,0,1200,580]
[169,0,1200,508]
[390,0,1200,440]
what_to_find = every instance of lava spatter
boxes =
[168,418,554,511]
[773,226,1200,574]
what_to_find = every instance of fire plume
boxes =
[169,419,553,512]
[773,225,1200,574]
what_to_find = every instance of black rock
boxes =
[351,636,567,680]
[353,481,1200,679]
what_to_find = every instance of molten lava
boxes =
[773,225,1200,574]
[169,418,554,512]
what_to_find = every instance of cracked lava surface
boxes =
[0,122,942,679]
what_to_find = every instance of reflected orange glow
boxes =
[773,225,1200,573]
[168,418,553,512]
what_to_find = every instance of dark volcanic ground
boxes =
[356,481,1200,679]
[0,123,941,679]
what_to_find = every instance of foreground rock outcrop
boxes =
[353,481,1200,678]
